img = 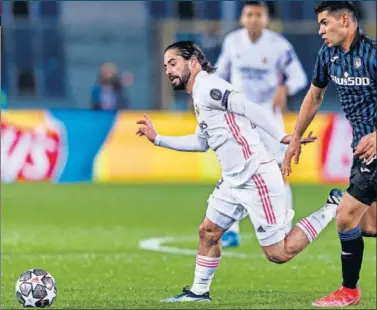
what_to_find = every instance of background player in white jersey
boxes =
[136,41,343,303]
[216,1,308,247]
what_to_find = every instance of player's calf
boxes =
[262,225,309,264]
[262,189,343,264]
[198,218,225,256]
[190,217,226,296]
[335,192,369,232]
[161,217,226,303]
[313,196,369,307]
[334,193,370,291]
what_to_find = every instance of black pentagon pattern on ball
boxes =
[33,269,48,276]
[35,299,50,308]
[20,282,32,296]
[33,284,48,299]
[16,291,25,305]
[41,276,54,290]
[19,271,32,281]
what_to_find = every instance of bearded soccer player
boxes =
[137,40,343,303]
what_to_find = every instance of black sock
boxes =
[361,232,377,238]
[338,226,364,289]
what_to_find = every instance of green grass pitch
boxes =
[1,183,376,309]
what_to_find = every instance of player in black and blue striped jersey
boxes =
[281,1,376,307]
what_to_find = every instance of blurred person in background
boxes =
[91,62,129,110]
[215,1,308,248]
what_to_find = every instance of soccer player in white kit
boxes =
[136,41,343,303]
[215,1,308,247]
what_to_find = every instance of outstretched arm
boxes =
[280,84,327,176]
[154,129,209,152]
[136,114,209,152]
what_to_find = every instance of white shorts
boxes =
[256,110,287,165]
[206,161,295,247]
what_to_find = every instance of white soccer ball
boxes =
[15,269,57,308]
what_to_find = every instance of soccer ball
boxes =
[15,269,57,308]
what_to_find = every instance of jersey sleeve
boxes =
[194,75,234,111]
[154,127,209,152]
[278,42,308,95]
[196,78,287,142]
[311,44,329,88]
[214,35,232,81]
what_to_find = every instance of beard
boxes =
[170,66,191,90]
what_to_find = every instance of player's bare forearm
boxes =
[293,84,326,139]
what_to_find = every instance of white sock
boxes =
[296,203,337,243]
[190,255,221,295]
[226,221,240,234]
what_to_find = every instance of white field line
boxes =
[138,235,377,262]
[1,235,375,264]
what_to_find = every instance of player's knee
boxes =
[265,254,283,264]
[336,194,371,232]
[263,247,292,264]
[198,221,222,244]
[335,206,356,232]
[265,252,290,264]
[335,215,352,232]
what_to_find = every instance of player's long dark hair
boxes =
[165,41,216,74]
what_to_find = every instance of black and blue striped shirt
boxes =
[312,28,376,149]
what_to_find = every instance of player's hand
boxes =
[272,85,288,113]
[354,131,376,164]
[280,131,317,145]
[281,136,301,176]
[136,114,157,143]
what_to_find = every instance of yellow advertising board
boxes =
[94,112,221,182]
[94,112,331,183]
[284,113,330,184]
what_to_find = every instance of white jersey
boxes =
[155,71,287,186]
[215,28,307,107]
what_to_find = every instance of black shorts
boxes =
[346,156,377,206]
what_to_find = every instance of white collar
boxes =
[192,70,207,96]
[241,28,266,47]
